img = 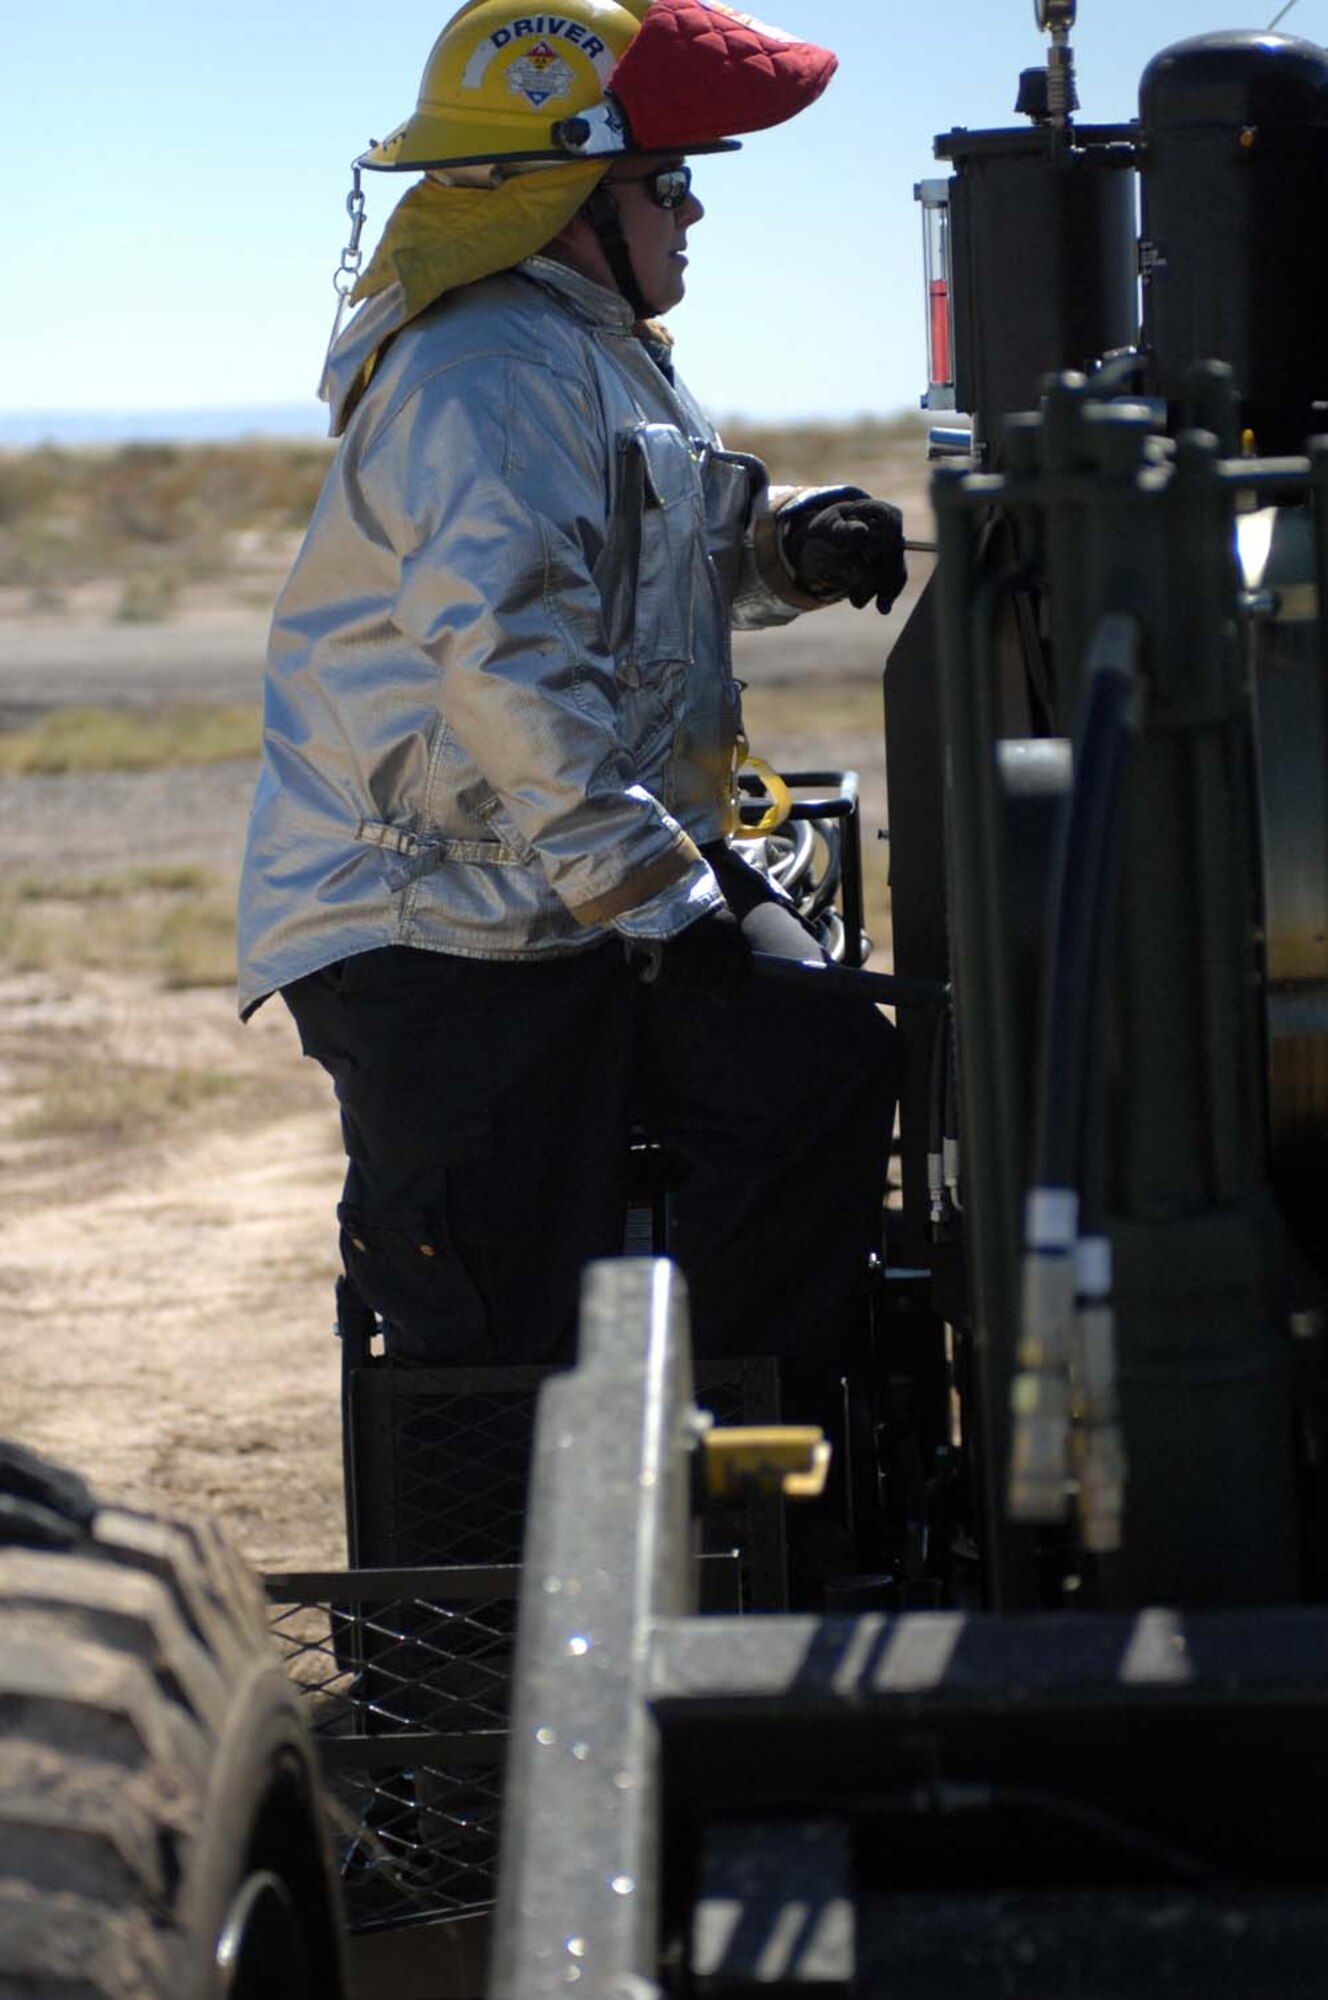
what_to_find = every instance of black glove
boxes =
[626,904,751,999]
[782,497,908,614]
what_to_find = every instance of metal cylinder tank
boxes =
[1141,32,1328,452]
[938,122,1138,460]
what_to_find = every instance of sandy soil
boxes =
[0,974,349,1569]
[0,513,931,1575]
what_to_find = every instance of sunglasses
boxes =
[616,164,694,211]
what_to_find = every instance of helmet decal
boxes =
[506,43,577,105]
[461,17,616,91]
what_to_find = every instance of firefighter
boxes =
[238,0,905,1369]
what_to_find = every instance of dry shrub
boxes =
[0,423,930,598]
[11,865,219,901]
[0,439,333,592]
[14,1064,235,1143]
[0,868,236,988]
[0,703,260,775]
[115,571,180,623]
[720,411,930,491]
[158,898,238,989]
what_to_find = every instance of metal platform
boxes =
[265,1303,788,1992]
[489,1258,1328,2000]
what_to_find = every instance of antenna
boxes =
[1267,0,1301,27]
[1033,0,1079,126]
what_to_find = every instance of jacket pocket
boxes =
[698,445,764,602]
[612,423,703,673]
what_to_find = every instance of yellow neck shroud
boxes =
[351,163,608,321]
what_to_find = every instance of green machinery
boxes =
[482,5,1328,1992]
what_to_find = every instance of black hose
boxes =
[927,1003,950,1228]
[750,952,948,1011]
[928,1004,948,1163]
[1076,823,1125,1236]
[1033,615,1143,1196]
[943,1010,959,1154]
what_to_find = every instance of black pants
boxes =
[284,853,899,1369]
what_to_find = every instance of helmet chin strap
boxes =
[581,184,655,320]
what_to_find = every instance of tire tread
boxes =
[0,1497,343,1998]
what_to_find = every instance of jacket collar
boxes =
[517,255,637,332]
[322,254,640,437]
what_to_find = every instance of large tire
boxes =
[0,1484,348,2000]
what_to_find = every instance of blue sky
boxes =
[9,0,1320,430]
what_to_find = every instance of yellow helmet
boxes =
[362,1,645,172]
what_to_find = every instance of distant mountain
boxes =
[0,405,331,448]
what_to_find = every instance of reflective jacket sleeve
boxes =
[730,482,876,628]
[357,351,704,928]
[747,483,879,616]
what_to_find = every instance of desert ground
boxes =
[0,425,933,1573]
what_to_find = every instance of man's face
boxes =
[605,155,704,315]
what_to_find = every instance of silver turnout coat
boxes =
[237,256,834,1017]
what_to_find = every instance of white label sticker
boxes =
[461,16,615,91]
[507,43,576,106]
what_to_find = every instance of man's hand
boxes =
[783,497,908,614]
[626,905,751,998]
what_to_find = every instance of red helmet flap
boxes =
[608,0,837,151]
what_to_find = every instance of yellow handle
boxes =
[702,1425,832,1501]
[730,743,794,841]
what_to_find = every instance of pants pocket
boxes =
[337,1200,490,1364]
